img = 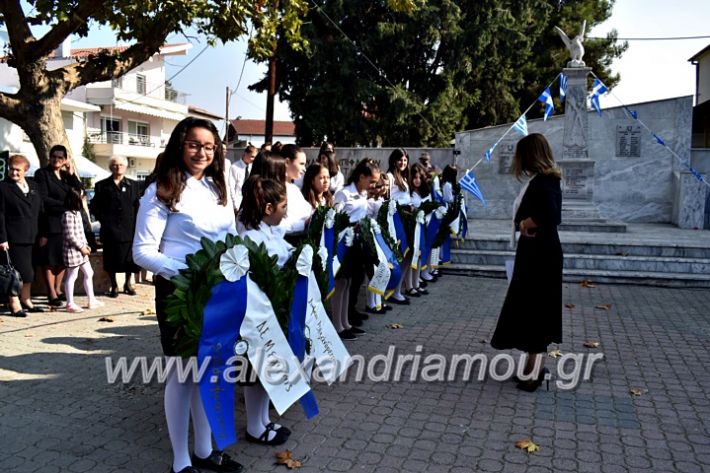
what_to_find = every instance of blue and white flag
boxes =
[559,73,568,102]
[538,87,554,120]
[590,79,607,116]
[512,114,528,136]
[624,106,638,120]
[484,143,497,161]
[459,170,486,205]
[653,133,665,146]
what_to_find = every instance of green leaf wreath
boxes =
[376,201,403,263]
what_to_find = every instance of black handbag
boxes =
[0,249,23,298]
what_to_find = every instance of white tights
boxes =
[164,363,213,472]
[244,383,279,441]
[63,261,96,306]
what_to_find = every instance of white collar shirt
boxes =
[229,159,251,210]
[278,182,314,234]
[334,182,370,223]
[133,176,237,278]
[243,223,294,268]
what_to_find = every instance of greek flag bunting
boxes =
[512,114,528,137]
[484,143,496,161]
[538,87,554,121]
[653,134,665,146]
[459,170,486,205]
[590,79,607,116]
[559,73,568,102]
[624,106,638,120]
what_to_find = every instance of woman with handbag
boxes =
[0,154,44,316]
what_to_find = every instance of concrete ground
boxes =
[1,273,709,473]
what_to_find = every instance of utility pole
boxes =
[264,52,276,144]
[225,86,230,147]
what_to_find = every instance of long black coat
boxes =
[0,179,44,244]
[33,166,83,235]
[491,174,563,354]
[90,176,139,242]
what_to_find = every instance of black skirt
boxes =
[37,233,65,268]
[7,244,34,283]
[101,239,139,273]
[155,275,179,356]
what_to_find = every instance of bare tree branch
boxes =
[0,0,35,59]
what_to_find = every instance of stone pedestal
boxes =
[562,67,592,161]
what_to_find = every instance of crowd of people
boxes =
[1,117,563,472]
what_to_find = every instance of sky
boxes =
[58,0,710,133]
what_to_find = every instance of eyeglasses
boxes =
[184,141,216,154]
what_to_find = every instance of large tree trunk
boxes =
[19,95,71,169]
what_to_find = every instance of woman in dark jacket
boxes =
[33,144,83,306]
[0,155,44,316]
[90,155,140,297]
[491,133,563,392]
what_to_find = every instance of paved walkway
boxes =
[1,274,709,472]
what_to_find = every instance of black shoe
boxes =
[350,309,368,321]
[516,368,550,392]
[21,304,44,313]
[106,287,119,298]
[419,280,428,288]
[123,285,137,296]
[10,310,27,318]
[365,306,385,315]
[245,424,289,446]
[192,450,243,472]
[416,288,429,295]
[339,329,357,341]
[350,318,363,327]
[48,297,63,307]
[389,296,410,305]
[57,293,66,302]
[266,422,291,437]
[407,289,420,297]
[382,303,392,311]
[350,326,366,335]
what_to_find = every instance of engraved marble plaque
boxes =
[616,125,641,158]
[559,160,594,200]
[497,141,516,174]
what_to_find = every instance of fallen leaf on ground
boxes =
[548,349,562,358]
[564,303,575,309]
[583,341,600,348]
[98,316,114,323]
[515,439,540,453]
[274,450,302,469]
[580,280,597,288]
[387,323,404,329]
[24,334,33,337]
[595,304,612,310]
[142,308,156,315]
[480,338,488,344]
[629,388,645,397]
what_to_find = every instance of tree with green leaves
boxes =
[0,0,308,167]
[254,0,626,146]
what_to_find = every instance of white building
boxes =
[0,37,220,182]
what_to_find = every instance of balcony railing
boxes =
[110,77,188,104]
[88,131,158,147]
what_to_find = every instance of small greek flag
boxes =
[688,165,703,182]
[484,143,496,161]
[590,79,607,116]
[512,114,528,136]
[624,106,638,120]
[538,87,554,121]
[459,170,486,205]
[559,73,568,102]
[653,133,665,146]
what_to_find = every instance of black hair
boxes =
[250,150,287,185]
[302,163,333,209]
[387,148,409,191]
[64,188,83,212]
[347,158,380,185]
[239,176,287,230]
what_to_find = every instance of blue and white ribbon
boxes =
[367,219,391,296]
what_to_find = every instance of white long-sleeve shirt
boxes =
[133,176,237,279]
[443,182,455,203]
[329,171,345,194]
[334,182,379,223]
[243,223,294,268]
[228,159,250,210]
[278,182,314,234]
[387,172,412,206]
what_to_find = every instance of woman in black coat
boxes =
[0,155,45,316]
[33,144,83,306]
[90,155,140,297]
[491,133,563,392]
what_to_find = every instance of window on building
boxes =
[111,77,123,88]
[62,111,74,131]
[101,117,121,144]
[128,120,150,146]
[136,74,147,95]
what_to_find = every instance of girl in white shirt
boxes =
[332,158,381,340]
[280,144,313,239]
[133,118,242,473]
[386,149,412,304]
[301,163,333,209]
[318,149,345,194]
[407,163,433,297]
[237,176,293,446]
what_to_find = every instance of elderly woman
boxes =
[90,155,140,297]
[33,145,83,307]
[0,155,44,316]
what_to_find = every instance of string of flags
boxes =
[458,69,709,204]
[589,71,709,189]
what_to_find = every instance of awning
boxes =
[28,155,111,180]
[114,100,186,121]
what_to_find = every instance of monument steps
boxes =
[444,220,710,288]
[445,263,710,288]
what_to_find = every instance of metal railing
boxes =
[87,131,157,147]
